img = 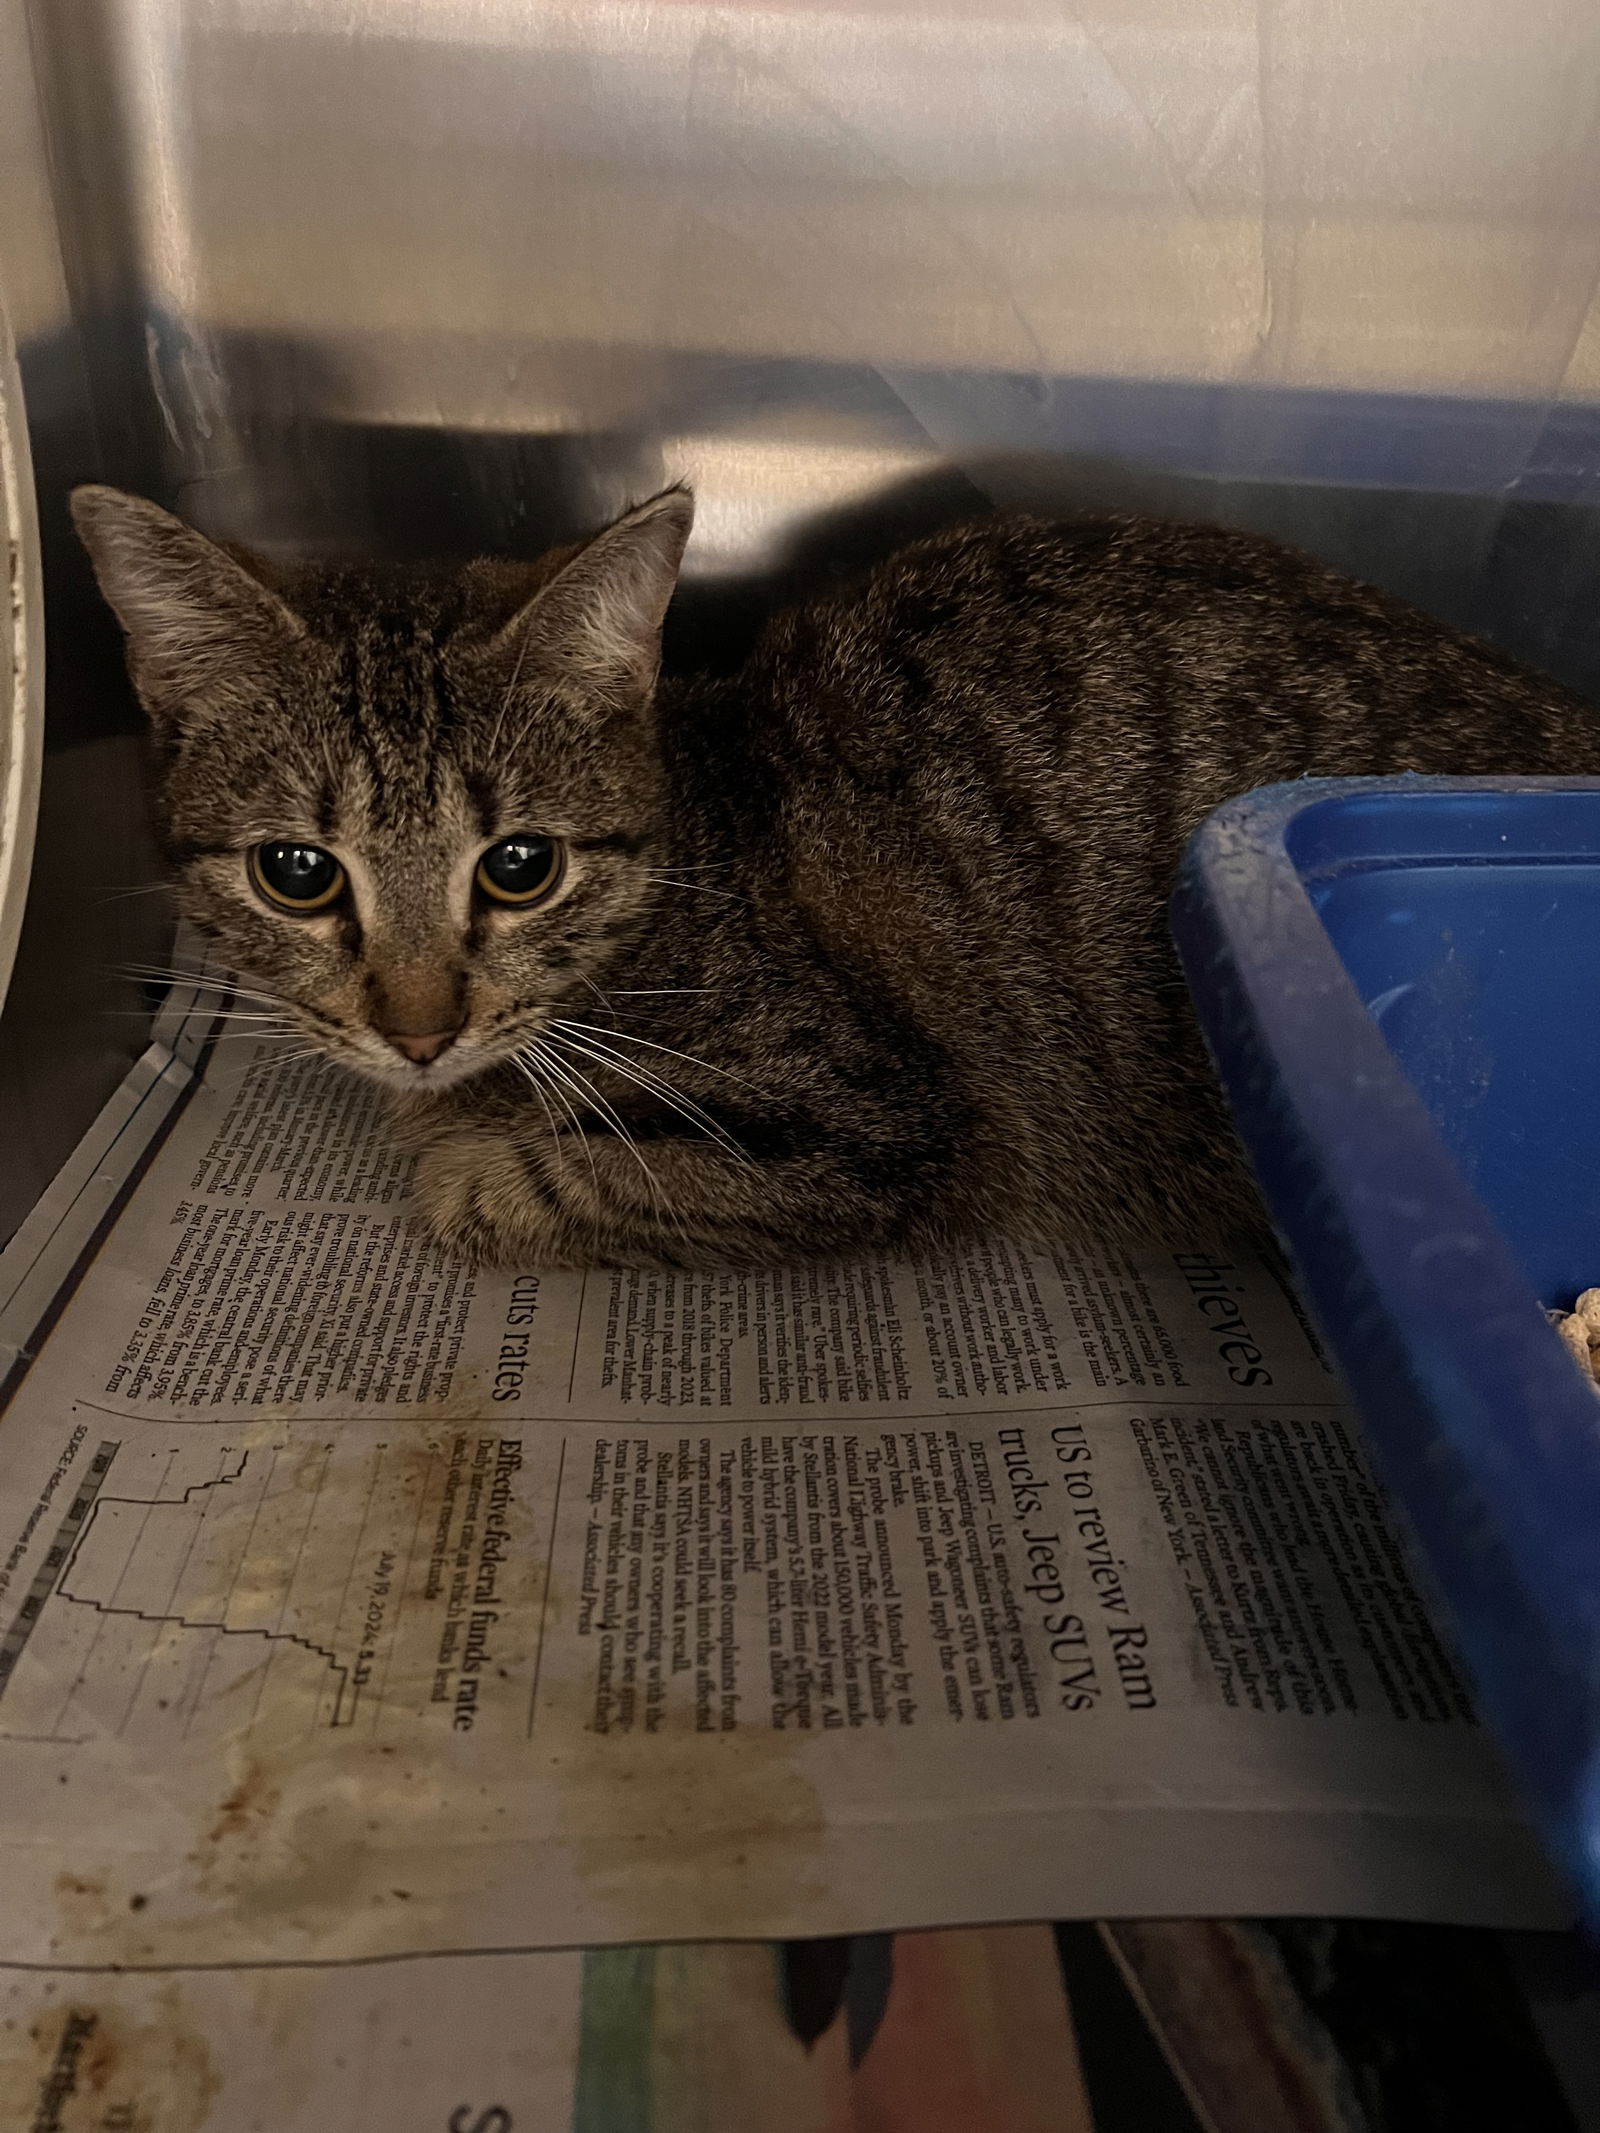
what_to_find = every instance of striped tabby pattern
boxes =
[73,486,1600,1268]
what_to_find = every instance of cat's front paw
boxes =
[410,1129,566,1267]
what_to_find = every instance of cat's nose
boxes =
[385,1027,460,1066]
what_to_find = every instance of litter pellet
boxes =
[1549,1288,1600,1388]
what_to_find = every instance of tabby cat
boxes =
[72,483,1600,1268]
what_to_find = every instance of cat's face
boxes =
[72,486,694,1092]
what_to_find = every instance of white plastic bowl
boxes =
[0,295,42,1016]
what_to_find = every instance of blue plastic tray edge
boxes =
[1170,774,1600,1929]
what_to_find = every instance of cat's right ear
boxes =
[70,485,305,732]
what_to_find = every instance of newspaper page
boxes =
[0,986,1567,1986]
[0,1953,582,2132]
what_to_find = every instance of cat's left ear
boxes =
[491,488,693,706]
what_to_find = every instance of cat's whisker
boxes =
[209,1050,334,1084]
[113,956,266,986]
[93,882,173,904]
[116,963,293,1011]
[520,1041,603,1204]
[641,875,748,905]
[541,1057,661,1211]
[550,1028,725,1141]
[197,1023,308,1044]
[115,961,232,983]
[529,1042,668,1216]
[519,1041,589,1146]
[114,970,228,998]
[191,1009,302,1024]
[546,1028,753,1168]
[508,1052,567,1177]
[103,1007,306,1046]
[572,970,708,1047]
[552,1051,749,1189]
[196,1001,300,1017]
[549,1018,765,1097]
[542,1045,698,1255]
[207,1019,307,1037]
[545,1038,758,1252]
[207,1033,317,1056]
[100,1007,275,1022]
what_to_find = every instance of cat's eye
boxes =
[476,834,564,907]
[249,841,346,913]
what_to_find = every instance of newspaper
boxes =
[0,976,1566,2002]
[1,1953,583,2131]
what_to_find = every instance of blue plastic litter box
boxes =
[1171,776,1600,1933]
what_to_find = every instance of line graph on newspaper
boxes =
[0,1426,434,1745]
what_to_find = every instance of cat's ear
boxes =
[70,485,306,730]
[491,488,693,705]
